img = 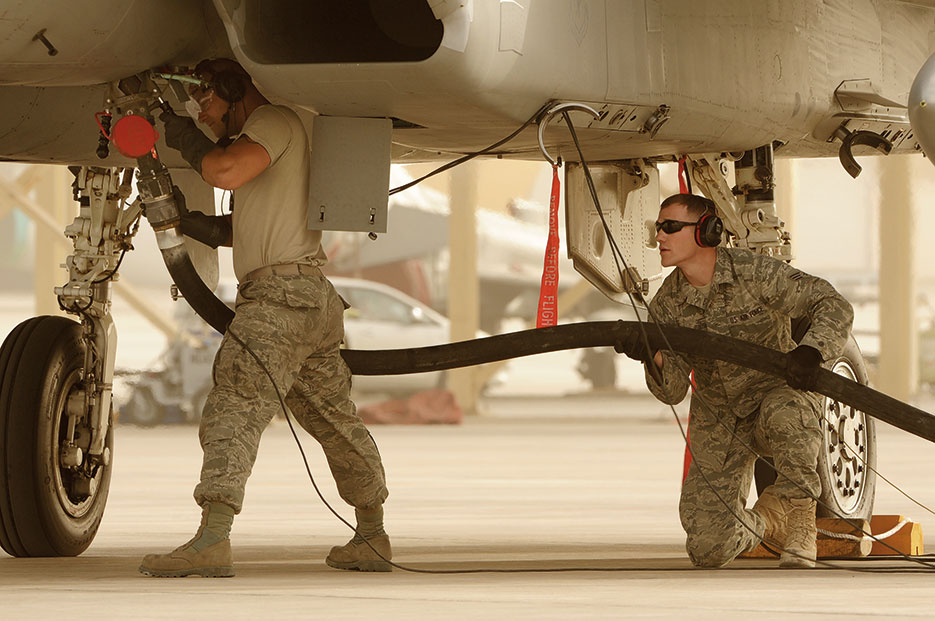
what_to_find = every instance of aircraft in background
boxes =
[0,0,933,557]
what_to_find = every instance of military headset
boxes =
[694,198,724,248]
[194,59,249,104]
[212,70,246,103]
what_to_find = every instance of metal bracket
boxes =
[640,104,670,139]
[831,124,893,178]
[834,79,905,112]
[812,79,912,164]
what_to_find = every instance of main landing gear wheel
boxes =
[0,316,114,557]
[815,335,876,519]
[755,334,877,521]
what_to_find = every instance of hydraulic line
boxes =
[340,320,935,446]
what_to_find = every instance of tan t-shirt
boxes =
[233,104,326,281]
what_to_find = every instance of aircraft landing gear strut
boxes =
[0,167,138,556]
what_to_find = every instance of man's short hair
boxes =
[660,193,717,219]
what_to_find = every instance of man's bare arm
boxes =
[201,136,271,190]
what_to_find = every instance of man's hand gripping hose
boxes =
[786,344,823,391]
[171,185,231,249]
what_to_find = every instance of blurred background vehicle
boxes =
[118,276,485,425]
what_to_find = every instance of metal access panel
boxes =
[565,161,663,303]
[308,116,391,233]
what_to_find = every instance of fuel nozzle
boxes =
[135,157,180,233]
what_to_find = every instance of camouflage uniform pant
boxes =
[679,386,822,567]
[193,271,388,514]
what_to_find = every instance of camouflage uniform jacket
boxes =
[644,247,853,448]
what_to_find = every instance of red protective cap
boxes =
[111,115,160,158]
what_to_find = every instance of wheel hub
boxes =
[52,374,99,517]
[822,360,869,513]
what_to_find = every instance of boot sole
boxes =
[779,555,816,569]
[325,557,392,572]
[139,565,236,578]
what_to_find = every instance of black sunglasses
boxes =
[655,219,699,234]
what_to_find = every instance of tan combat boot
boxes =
[752,491,817,569]
[781,497,818,569]
[326,505,393,572]
[326,533,393,572]
[139,502,236,578]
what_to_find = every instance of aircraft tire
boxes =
[0,316,113,557]
[755,334,877,521]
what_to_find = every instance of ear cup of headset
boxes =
[695,213,723,247]
[212,70,246,103]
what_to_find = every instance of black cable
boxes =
[558,113,935,570]
[91,248,128,284]
[231,314,927,573]
[58,294,94,315]
[388,103,554,196]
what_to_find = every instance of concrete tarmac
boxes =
[1,398,935,619]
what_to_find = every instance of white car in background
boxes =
[332,276,449,395]
[119,277,461,425]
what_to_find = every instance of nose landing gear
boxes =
[0,163,134,557]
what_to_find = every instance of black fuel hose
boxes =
[142,228,935,445]
[340,320,935,445]
[139,214,935,446]
[155,229,234,333]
